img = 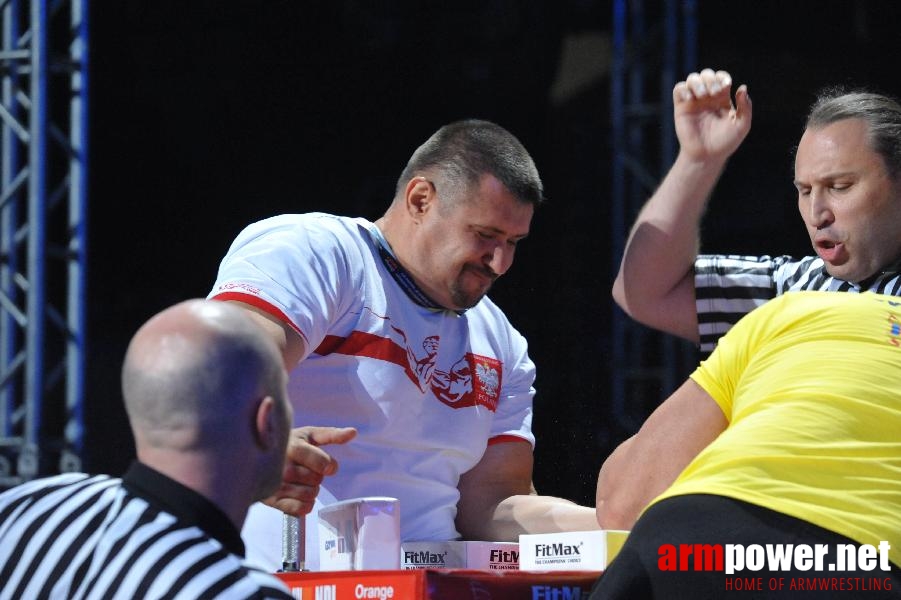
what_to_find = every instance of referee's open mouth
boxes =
[815,239,846,265]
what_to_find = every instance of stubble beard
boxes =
[449,276,493,309]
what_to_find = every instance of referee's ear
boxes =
[253,396,279,450]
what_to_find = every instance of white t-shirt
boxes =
[209,213,536,570]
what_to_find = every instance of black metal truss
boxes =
[0,0,88,488]
[610,0,698,431]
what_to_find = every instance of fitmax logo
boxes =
[534,543,583,558]
[490,549,519,562]
[403,551,448,565]
[531,585,584,599]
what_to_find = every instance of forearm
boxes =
[467,494,600,542]
[596,380,728,529]
[595,436,654,530]
[612,151,730,340]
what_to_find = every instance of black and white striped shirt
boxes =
[0,462,292,599]
[695,254,901,354]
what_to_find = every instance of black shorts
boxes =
[589,494,901,599]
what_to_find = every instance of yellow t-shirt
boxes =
[655,291,901,567]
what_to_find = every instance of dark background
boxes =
[85,1,901,507]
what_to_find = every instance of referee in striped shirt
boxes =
[613,67,901,355]
[0,299,295,598]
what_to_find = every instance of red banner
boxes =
[276,568,601,599]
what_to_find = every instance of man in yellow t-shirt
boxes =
[592,291,900,598]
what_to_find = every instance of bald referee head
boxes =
[121,298,292,528]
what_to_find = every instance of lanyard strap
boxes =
[365,224,465,315]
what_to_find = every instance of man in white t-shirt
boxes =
[209,119,599,569]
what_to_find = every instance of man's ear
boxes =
[403,176,436,221]
[253,396,276,450]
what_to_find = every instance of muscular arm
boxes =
[456,440,599,541]
[612,68,752,342]
[224,299,357,516]
[227,300,307,370]
[595,378,728,529]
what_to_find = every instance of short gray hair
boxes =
[805,88,901,180]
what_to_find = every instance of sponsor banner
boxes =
[466,542,520,571]
[519,530,629,571]
[401,541,519,570]
[276,569,599,599]
[278,570,422,600]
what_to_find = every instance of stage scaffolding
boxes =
[0,0,88,488]
[609,0,699,431]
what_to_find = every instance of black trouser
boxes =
[590,494,901,599]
